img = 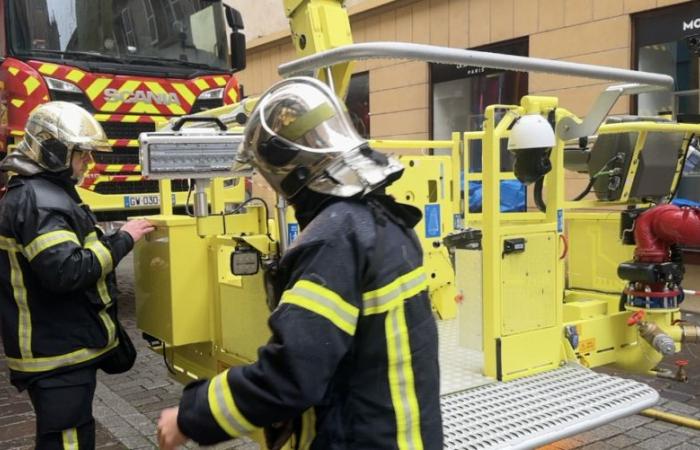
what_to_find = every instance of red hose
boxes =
[634,205,700,263]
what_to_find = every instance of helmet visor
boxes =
[258,80,362,154]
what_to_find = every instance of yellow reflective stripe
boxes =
[85,233,113,275]
[62,427,79,450]
[386,306,423,450]
[98,307,116,343]
[363,268,427,315]
[7,339,118,372]
[299,408,316,450]
[8,251,32,359]
[84,232,115,338]
[207,370,256,437]
[24,230,80,261]
[280,280,358,335]
[0,236,21,252]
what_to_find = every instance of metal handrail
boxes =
[278,42,674,90]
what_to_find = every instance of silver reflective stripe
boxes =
[8,251,32,359]
[7,339,118,372]
[24,230,80,261]
[386,306,423,450]
[84,234,116,341]
[207,372,255,437]
[364,270,427,314]
[289,285,358,328]
[0,236,21,252]
[62,427,79,450]
[85,233,113,275]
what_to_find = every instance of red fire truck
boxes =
[0,0,246,219]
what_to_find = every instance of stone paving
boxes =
[2,254,700,449]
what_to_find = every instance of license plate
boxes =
[123,194,160,208]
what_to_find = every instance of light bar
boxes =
[139,128,245,179]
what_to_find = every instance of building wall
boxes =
[236,0,693,201]
[238,0,690,139]
[224,0,365,40]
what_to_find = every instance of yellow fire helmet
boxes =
[234,76,403,199]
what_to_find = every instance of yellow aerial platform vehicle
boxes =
[133,1,700,448]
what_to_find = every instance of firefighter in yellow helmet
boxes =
[0,101,154,449]
[157,77,443,450]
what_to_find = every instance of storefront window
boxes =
[430,38,528,214]
[635,2,700,116]
[346,72,370,138]
[431,38,528,138]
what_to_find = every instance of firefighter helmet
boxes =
[233,77,403,199]
[16,101,111,173]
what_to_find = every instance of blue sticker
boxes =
[288,223,299,244]
[557,209,564,233]
[123,196,130,208]
[424,204,441,238]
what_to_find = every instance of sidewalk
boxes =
[1,254,700,449]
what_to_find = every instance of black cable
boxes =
[223,196,274,241]
[534,177,546,212]
[572,153,623,201]
[184,179,194,217]
[162,342,177,375]
[669,134,694,201]
[573,179,595,201]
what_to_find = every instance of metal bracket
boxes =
[555,83,667,140]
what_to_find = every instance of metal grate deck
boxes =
[440,364,659,449]
[438,319,493,395]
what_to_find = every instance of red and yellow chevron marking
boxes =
[28,60,233,116]
[80,174,145,191]
[108,139,140,148]
[93,114,169,125]
[92,163,141,173]
[2,58,50,137]
[223,76,241,106]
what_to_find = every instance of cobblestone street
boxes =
[2,254,700,449]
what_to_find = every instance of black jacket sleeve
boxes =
[177,235,364,445]
[16,205,133,294]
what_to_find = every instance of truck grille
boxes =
[100,121,157,140]
[93,180,190,195]
[93,147,139,165]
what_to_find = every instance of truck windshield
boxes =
[8,0,230,72]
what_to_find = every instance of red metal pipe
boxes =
[634,205,700,263]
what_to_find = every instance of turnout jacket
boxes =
[0,175,133,388]
[178,195,443,450]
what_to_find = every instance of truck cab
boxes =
[0,0,245,219]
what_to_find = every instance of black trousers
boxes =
[27,367,97,450]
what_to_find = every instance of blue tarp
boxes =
[672,197,700,208]
[468,180,527,213]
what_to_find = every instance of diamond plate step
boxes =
[441,364,659,449]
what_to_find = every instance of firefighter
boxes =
[0,101,154,449]
[157,77,443,450]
